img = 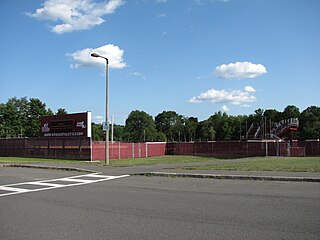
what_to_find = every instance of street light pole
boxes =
[91,53,109,165]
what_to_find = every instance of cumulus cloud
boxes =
[28,0,124,34]
[93,115,104,123]
[221,105,230,112]
[188,86,256,106]
[67,44,126,69]
[215,61,267,80]
[244,85,256,93]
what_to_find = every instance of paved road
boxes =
[0,168,319,240]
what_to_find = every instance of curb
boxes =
[2,164,319,183]
[135,172,320,183]
[0,164,98,174]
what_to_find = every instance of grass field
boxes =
[0,157,93,165]
[180,157,320,172]
[0,156,320,172]
[108,155,221,167]
[0,156,220,167]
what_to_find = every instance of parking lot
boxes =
[1,167,319,240]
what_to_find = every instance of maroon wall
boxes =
[0,137,91,160]
[92,142,166,161]
[166,141,308,158]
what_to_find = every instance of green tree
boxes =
[112,124,124,141]
[264,109,281,122]
[0,97,29,138]
[25,98,48,137]
[155,111,183,142]
[208,112,232,141]
[123,110,158,142]
[282,105,300,119]
[91,123,104,141]
[299,106,320,140]
[183,117,198,142]
[196,120,215,141]
[56,108,68,115]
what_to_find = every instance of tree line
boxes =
[1,97,320,141]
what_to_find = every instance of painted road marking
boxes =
[0,173,129,197]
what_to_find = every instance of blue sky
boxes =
[0,0,319,124]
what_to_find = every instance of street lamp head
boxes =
[91,53,101,58]
[91,52,108,64]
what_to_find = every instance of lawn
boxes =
[180,157,320,172]
[1,156,320,172]
[108,155,221,167]
[0,155,221,167]
[0,157,95,165]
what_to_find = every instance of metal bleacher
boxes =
[246,118,299,140]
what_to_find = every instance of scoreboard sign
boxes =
[41,112,91,138]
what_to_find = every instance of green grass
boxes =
[0,156,220,167]
[108,155,220,167]
[0,157,101,165]
[1,156,320,172]
[181,157,320,172]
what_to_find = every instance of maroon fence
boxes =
[299,140,320,156]
[166,140,309,158]
[92,142,166,161]
[0,138,318,161]
[0,137,91,160]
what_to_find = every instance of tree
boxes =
[282,105,300,119]
[112,124,125,141]
[299,106,320,140]
[264,109,281,122]
[123,110,158,142]
[0,97,29,138]
[208,112,232,141]
[196,120,215,141]
[56,108,68,115]
[91,123,104,141]
[183,117,198,142]
[155,111,183,142]
[25,98,48,137]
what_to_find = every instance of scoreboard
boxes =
[40,112,91,138]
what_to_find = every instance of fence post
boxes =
[132,143,135,158]
[118,142,121,159]
[265,141,268,157]
[146,142,148,158]
[138,143,141,158]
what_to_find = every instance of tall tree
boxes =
[299,106,320,140]
[155,111,183,142]
[282,105,300,119]
[56,108,68,115]
[25,98,48,137]
[91,123,104,141]
[123,110,158,142]
[196,120,215,141]
[0,97,28,137]
[183,117,198,142]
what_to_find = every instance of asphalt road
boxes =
[0,168,319,240]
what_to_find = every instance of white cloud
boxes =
[93,115,104,123]
[130,72,147,80]
[215,61,267,80]
[28,0,124,34]
[244,86,256,93]
[221,105,230,112]
[67,44,126,69]
[188,87,256,106]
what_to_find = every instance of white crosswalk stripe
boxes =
[0,173,129,197]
